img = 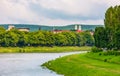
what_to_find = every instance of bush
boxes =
[103,51,120,56]
[99,53,102,56]
[103,51,114,56]
[91,46,103,53]
[104,59,107,62]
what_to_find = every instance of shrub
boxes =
[103,51,120,56]
[104,59,107,62]
[99,53,102,56]
[91,46,103,53]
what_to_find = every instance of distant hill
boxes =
[0,24,104,32]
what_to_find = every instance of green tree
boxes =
[94,5,120,50]
[82,31,94,46]
[114,28,120,50]
[54,33,68,46]
[3,31,19,46]
[94,27,108,48]
[36,31,46,46]
[28,32,38,46]
[43,31,55,46]
[75,32,86,46]
[0,26,6,33]
[0,27,6,46]
[17,32,28,46]
[62,32,77,46]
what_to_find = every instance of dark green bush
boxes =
[103,51,120,56]
[115,52,120,56]
[99,53,102,56]
[104,59,107,62]
[91,46,103,53]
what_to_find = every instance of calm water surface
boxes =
[0,51,86,76]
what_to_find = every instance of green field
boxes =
[86,52,120,64]
[42,52,120,76]
[0,46,91,53]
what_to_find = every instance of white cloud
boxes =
[105,0,120,6]
[37,17,104,25]
[0,0,119,25]
[36,0,96,16]
[36,0,119,16]
[0,0,40,23]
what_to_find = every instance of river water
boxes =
[0,51,86,76]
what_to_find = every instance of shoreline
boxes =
[0,46,91,53]
[42,52,120,76]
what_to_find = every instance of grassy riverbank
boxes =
[86,52,120,64]
[42,52,120,76]
[0,46,91,53]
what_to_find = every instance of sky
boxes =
[0,0,120,26]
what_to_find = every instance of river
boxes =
[0,51,86,76]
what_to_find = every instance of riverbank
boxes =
[0,52,83,76]
[0,46,91,53]
[42,52,120,76]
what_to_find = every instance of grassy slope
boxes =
[0,46,91,53]
[86,52,120,64]
[42,53,120,76]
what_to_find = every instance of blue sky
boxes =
[0,0,120,25]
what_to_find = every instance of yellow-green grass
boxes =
[42,53,120,76]
[0,46,91,53]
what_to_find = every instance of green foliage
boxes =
[3,31,19,46]
[94,5,120,50]
[17,32,28,46]
[94,27,108,48]
[82,31,94,46]
[54,33,68,46]
[114,29,120,49]
[43,31,55,46]
[103,51,120,56]
[0,27,94,47]
[0,26,5,33]
[36,31,46,46]
[91,46,103,53]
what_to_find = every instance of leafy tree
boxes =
[75,32,86,46]
[0,26,6,33]
[0,26,95,47]
[17,32,28,46]
[36,31,46,46]
[94,27,108,48]
[62,32,77,46]
[94,5,120,50]
[0,26,6,46]
[54,33,68,46]
[3,31,19,46]
[83,31,94,46]
[114,28,120,50]
[43,31,55,46]
[28,32,38,46]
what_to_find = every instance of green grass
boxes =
[86,52,120,64]
[0,46,91,53]
[42,53,120,76]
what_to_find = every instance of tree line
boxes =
[0,27,94,47]
[94,5,120,50]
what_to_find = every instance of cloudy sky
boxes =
[0,0,120,25]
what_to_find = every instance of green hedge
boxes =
[91,46,103,53]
